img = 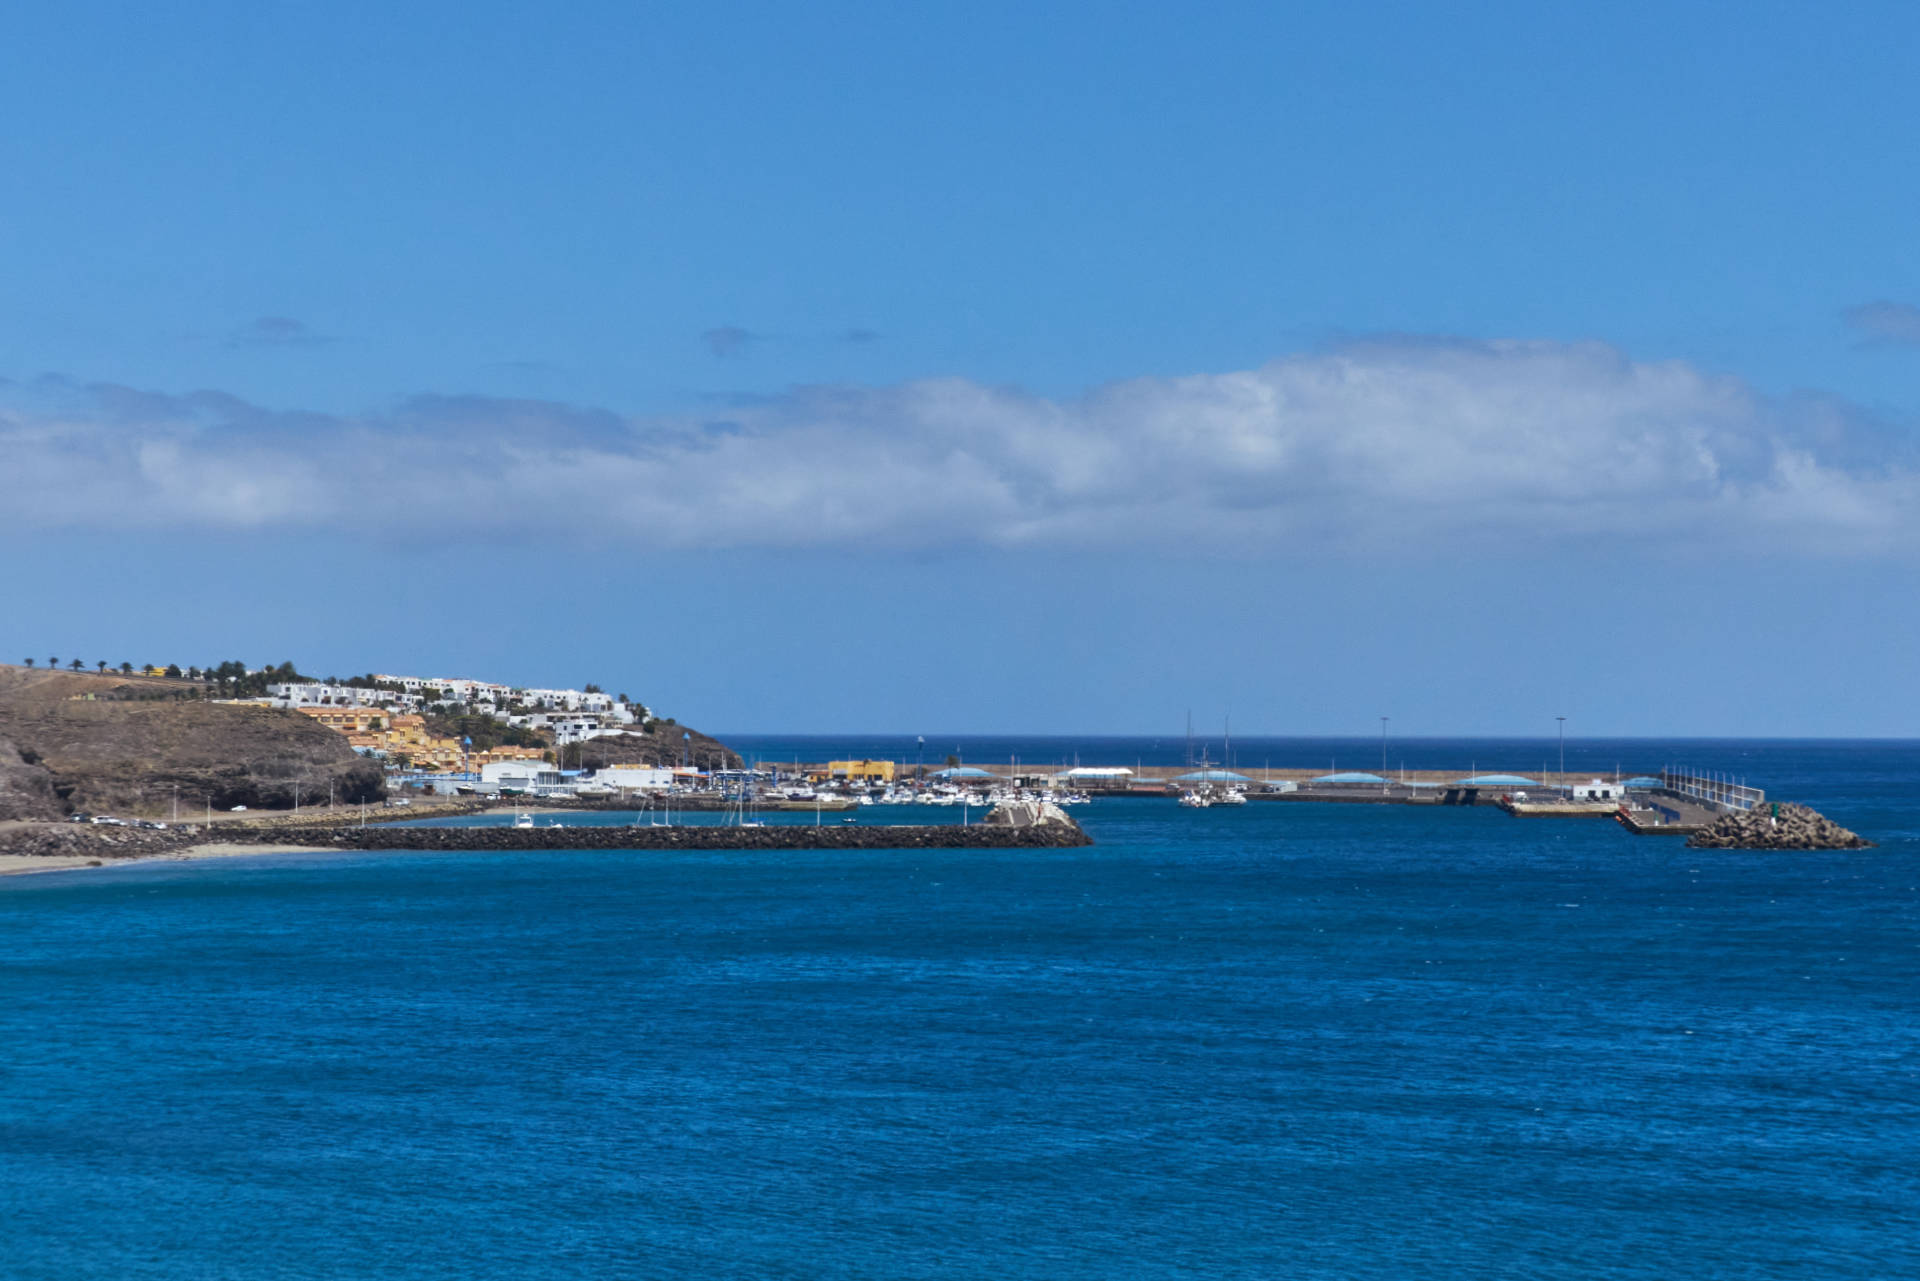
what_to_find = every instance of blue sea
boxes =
[4,738,1916,1279]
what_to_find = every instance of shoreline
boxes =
[0,842,334,878]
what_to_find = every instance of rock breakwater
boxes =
[232,820,1093,852]
[0,822,200,860]
[1686,803,1874,850]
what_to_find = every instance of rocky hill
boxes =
[571,723,742,771]
[0,667,383,817]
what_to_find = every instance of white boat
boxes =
[1213,788,1248,806]
[1177,790,1212,809]
[513,809,534,829]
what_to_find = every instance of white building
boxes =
[479,761,567,792]
[427,677,514,705]
[1570,779,1625,802]
[593,767,674,792]
[1049,767,1135,786]
[267,683,416,710]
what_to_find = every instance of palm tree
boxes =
[49,657,57,670]
[119,662,133,675]
[24,658,33,668]
[96,660,107,673]
[68,658,82,671]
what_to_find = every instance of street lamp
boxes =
[1556,716,1566,787]
[1380,717,1389,775]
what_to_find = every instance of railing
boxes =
[1661,768,1764,812]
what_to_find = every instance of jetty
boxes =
[224,821,1091,852]
[1687,803,1873,850]
[208,798,1091,853]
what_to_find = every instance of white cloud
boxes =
[3,339,1915,558]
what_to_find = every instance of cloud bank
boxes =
[4,339,1915,558]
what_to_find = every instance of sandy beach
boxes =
[0,842,333,877]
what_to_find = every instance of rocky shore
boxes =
[1686,803,1874,850]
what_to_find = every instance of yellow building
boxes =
[474,745,548,769]
[299,707,553,774]
[826,759,896,782]
[297,707,392,735]
[378,714,465,771]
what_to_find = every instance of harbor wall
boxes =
[219,821,1094,852]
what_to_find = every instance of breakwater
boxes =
[217,820,1093,852]
[1687,803,1873,850]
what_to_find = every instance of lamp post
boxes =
[1380,717,1389,775]
[1556,716,1566,787]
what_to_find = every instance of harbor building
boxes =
[825,760,896,783]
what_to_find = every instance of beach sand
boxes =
[0,843,332,877]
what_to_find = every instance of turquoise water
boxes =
[3,742,1917,1278]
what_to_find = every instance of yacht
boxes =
[1178,790,1212,809]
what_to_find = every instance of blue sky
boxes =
[4,2,1918,735]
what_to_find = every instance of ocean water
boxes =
[3,740,1916,1279]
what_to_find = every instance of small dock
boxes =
[1613,800,1718,837]
[1498,797,1622,818]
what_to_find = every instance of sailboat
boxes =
[732,766,765,828]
